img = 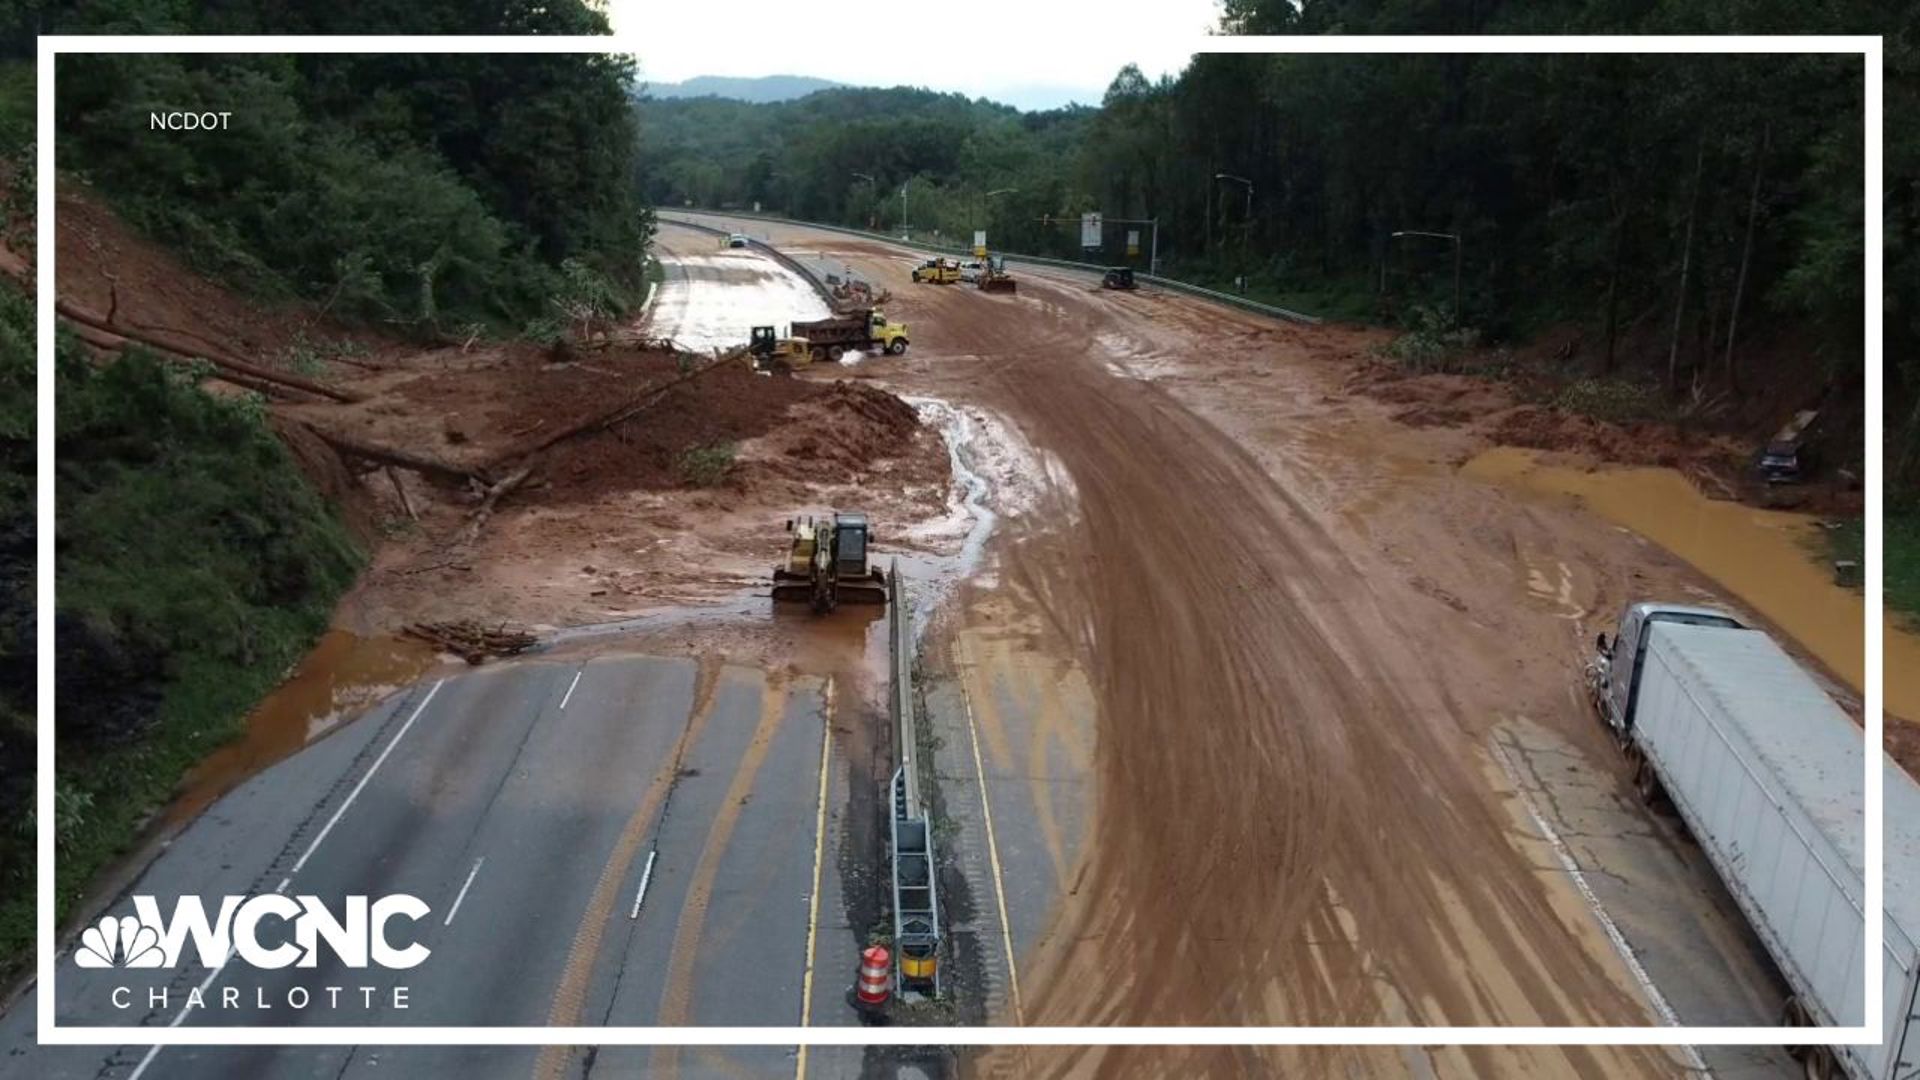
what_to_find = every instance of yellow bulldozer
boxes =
[772,512,889,613]
[746,324,812,375]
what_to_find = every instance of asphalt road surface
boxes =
[3,655,889,1079]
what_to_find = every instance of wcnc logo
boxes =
[76,895,432,971]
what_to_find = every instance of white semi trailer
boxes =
[1590,602,1920,1080]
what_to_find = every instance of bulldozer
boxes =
[746,324,812,375]
[978,254,1017,294]
[772,512,889,614]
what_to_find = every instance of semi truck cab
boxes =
[1589,602,1743,735]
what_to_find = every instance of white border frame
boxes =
[35,33,1883,1048]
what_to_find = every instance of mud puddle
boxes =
[167,630,441,824]
[1464,446,1917,722]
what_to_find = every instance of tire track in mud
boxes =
[921,272,1677,1073]
[731,226,1684,1075]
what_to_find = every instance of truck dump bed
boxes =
[790,310,869,346]
[1641,623,1920,1077]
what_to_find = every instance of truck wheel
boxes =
[810,347,827,363]
[887,339,907,355]
[1631,754,1673,814]
[828,345,845,362]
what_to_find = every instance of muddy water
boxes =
[167,631,440,824]
[1464,446,1918,722]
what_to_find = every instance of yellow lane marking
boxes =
[532,658,722,1080]
[958,636,1024,1025]
[796,677,834,1080]
[653,671,791,1076]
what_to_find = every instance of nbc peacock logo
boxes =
[75,915,166,969]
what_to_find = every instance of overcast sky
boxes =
[608,0,1222,110]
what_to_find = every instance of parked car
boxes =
[726,233,749,249]
[1758,408,1819,483]
[958,260,985,283]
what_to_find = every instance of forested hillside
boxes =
[1,0,649,982]
[640,1,1907,498]
[32,0,650,336]
[0,57,34,989]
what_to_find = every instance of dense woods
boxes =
[640,3,1906,495]
[33,0,650,335]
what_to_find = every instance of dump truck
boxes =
[789,308,908,362]
[1589,602,1920,1080]
[771,512,888,613]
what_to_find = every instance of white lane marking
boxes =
[559,668,583,711]
[444,856,486,927]
[125,951,231,1080]
[957,648,1023,1025]
[128,678,447,1080]
[1488,734,1711,1076]
[628,850,658,920]
[796,678,835,1080]
[290,679,445,878]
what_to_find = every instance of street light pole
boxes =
[1214,172,1253,224]
[852,172,876,229]
[1390,229,1463,320]
[980,188,1017,250]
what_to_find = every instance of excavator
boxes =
[771,512,889,613]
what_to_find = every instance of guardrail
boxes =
[659,209,1322,326]
[887,560,940,997]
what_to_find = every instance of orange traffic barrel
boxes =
[855,946,891,1008]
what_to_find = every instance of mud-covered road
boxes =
[681,215,1812,1077]
[9,210,1820,1080]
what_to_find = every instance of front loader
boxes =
[978,254,1017,294]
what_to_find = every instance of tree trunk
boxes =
[300,425,479,484]
[1898,391,1920,492]
[1723,120,1771,393]
[57,297,364,403]
[1603,200,1628,375]
[1666,139,1706,398]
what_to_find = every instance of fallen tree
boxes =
[297,423,482,485]
[56,297,364,403]
[403,619,536,664]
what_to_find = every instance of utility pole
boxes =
[981,188,1017,249]
[853,172,876,229]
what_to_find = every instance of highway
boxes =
[1,654,893,1078]
[2,218,1813,1080]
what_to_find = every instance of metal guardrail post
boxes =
[886,560,940,996]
